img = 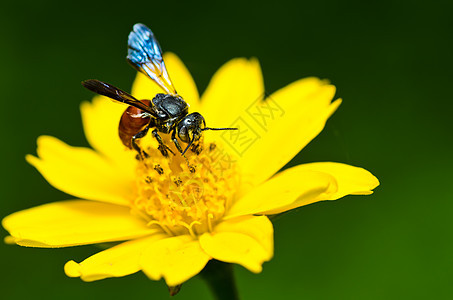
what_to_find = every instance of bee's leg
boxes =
[152,129,174,158]
[171,130,184,154]
[132,127,150,160]
[171,130,196,173]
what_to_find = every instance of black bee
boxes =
[82,23,236,158]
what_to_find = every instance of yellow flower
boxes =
[2,53,379,286]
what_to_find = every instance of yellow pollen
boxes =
[132,139,238,237]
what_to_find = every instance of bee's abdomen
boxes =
[118,100,151,148]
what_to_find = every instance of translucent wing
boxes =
[127,23,177,95]
[82,79,156,115]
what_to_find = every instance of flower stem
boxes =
[200,260,240,300]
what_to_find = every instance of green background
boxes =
[1,0,452,299]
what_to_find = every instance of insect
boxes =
[82,23,236,159]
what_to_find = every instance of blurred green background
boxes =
[1,0,452,299]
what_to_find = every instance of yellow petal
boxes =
[81,96,137,173]
[222,77,340,189]
[226,168,338,219]
[26,136,133,205]
[65,234,167,282]
[131,52,201,112]
[4,235,15,245]
[199,216,273,273]
[228,162,378,218]
[263,162,379,214]
[200,58,264,129]
[2,200,156,247]
[130,71,161,100]
[141,235,210,286]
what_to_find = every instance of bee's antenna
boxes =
[202,127,238,131]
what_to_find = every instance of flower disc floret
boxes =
[133,141,238,236]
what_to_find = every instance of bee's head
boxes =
[177,112,206,144]
[177,112,238,155]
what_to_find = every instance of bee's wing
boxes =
[82,79,156,115]
[127,23,177,95]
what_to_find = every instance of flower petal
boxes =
[26,136,133,205]
[199,216,273,273]
[131,52,201,112]
[2,200,156,247]
[81,96,137,172]
[141,235,211,286]
[65,234,167,282]
[227,78,341,188]
[226,166,338,219]
[227,162,378,218]
[200,58,264,128]
[262,162,380,215]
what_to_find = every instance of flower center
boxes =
[131,138,238,237]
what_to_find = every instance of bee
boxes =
[82,23,236,159]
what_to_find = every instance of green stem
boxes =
[200,260,240,300]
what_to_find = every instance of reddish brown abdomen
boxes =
[118,100,151,149]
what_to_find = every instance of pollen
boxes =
[132,139,239,237]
